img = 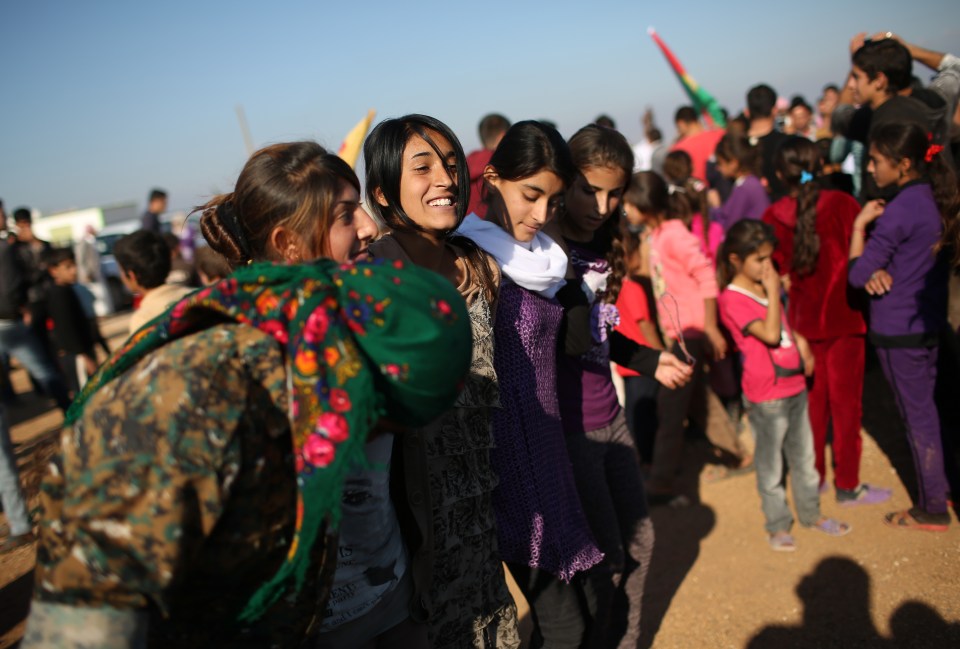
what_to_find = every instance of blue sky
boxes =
[1,0,956,216]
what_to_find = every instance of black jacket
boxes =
[0,238,28,320]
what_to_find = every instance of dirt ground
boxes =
[1,314,958,648]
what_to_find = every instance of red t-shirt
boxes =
[718,285,806,403]
[670,129,725,183]
[614,278,652,377]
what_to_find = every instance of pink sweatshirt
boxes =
[649,219,718,340]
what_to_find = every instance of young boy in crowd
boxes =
[37,248,100,394]
[114,231,193,335]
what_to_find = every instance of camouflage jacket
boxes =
[27,324,335,649]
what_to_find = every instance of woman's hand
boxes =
[654,351,694,389]
[855,200,885,229]
[865,268,894,296]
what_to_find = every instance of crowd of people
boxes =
[0,29,958,649]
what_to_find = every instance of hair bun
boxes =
[199,195,248,268]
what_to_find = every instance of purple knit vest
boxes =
[489,281,603,580]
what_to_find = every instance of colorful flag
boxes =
[338,109,376,168]
[648,28,726,129]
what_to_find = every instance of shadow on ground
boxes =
[746,557,960,649]
[638,442,717,649]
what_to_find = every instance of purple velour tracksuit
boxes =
[848,180,950,515]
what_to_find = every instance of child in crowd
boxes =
[615,204,662,464]
[718,220,851,551]
[114,230,193,335]
[364,114,519,648]
[848,122,959,531]
[625,171,750,504]
[551,125,690,649]
[194,245,232,285]
[709,133,770,230]
[457,120,604,649]
[37,248,101,394]
[662,150,722,264]
[763,137,890,505]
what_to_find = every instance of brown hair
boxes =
[715,133,761,177]
[195,141,359,269]
[567,124,634,303]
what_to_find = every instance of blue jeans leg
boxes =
[782,392,822,527]
[0,320,71,412]
[0,403,31,536]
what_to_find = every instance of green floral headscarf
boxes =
[67,258,472,621]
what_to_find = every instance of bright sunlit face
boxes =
[564,165,628,234]
[485,168,565,243]
[391,129,459,233]
[734,242,774,284]
[326,181,378,263]
[867,144,904,189]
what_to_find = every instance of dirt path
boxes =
[2,316,958,648]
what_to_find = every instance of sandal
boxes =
[769,532,796,552]
[812,517,851,536]
[883,508,949,532]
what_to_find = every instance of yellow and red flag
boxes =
[338,109,376,169]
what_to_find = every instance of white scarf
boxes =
[456,214,567,298]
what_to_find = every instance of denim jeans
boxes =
[747,391,821,533]
[0,319,71,411]
[0,403,31,536]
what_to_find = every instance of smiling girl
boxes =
[364,115,519,648]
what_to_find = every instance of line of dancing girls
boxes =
[23,116,691,648]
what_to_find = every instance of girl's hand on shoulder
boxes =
[654,352,694,389]
[705,326,728,360]
[707,189,722,209]
[855,200,885,228]
[865,268,894,296]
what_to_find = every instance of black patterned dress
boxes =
[371,238,520,649]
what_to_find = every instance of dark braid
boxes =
[775,137,822,275]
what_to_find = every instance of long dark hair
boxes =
[567,124,634,303]
[485,120,575,187]
[775,137,822,275]
[717,220,778,287]
[871,122,960,265]
[363,114,497,301]
[196,141,358,269]
[483,120,576,234]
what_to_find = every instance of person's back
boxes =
[746,84,789,200]
[764,189,866,340]
[466,113,510,218]
[28,325,324,648]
